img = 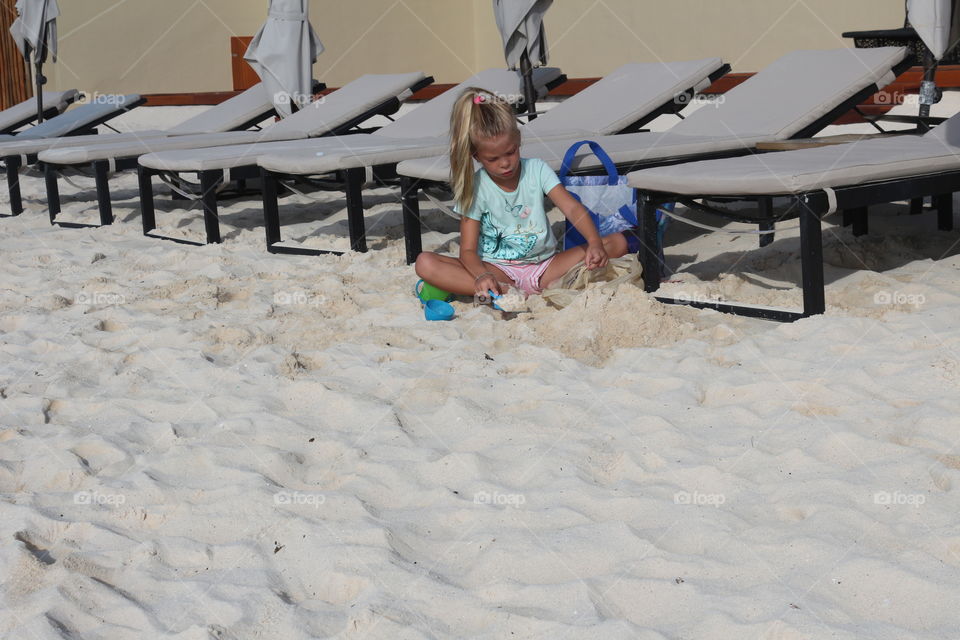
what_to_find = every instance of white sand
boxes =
[2,97,960,639]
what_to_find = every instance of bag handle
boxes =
[558,140,619,186]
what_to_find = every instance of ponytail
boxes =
[449,87,520,213]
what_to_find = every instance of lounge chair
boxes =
[396,47,913,264]
[624,109,960,322]
[0,90,81,134]
[0,82,285,216]
[1,94,147,217]
[37,76,436,227]
[248,58,730,256]
[135,67,567,247]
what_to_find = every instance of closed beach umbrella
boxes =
[907,0,960,122]
[9,0,58,123]
[493,0,552,119]
[908,0,960,58]
[244,0,323,118]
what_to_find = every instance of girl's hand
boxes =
[584,242,609,270]
[475,272,501,299]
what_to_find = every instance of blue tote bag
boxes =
[558,140,670,252]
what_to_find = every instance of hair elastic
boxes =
[473,94,486,105]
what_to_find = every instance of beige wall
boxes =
[48,0,907,95]
[508,0,908,77]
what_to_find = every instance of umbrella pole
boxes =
[519,50,537,121]
[35,59,44,123]
[918,49,940,132]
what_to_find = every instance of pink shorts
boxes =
[491,256,556,296]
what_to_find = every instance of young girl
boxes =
[415,87,636,300]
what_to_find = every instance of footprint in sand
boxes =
[14,531,56,566]
[929,455,960,492]
[69,440,131,475]
[775,506,809,522]
[96,319,127,332]
[45,294,73,310]
[204,326,264,360]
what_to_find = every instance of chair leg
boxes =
[798,199,825,317]
[758,197,774,247]
[639,194,662,292]
[45,163,61,225]
[138,166,157,235]
[400,176,422,264]
[848,206,868,236]
[200,169,222,244]
[93,160,114,225]
[5,156,23,216]
[934,193,954,231]
[262,168,282,250]
[758,221,774,247]
[344,167,367,253]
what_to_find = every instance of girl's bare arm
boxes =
[459,216,501,295]
[547,184,608,269]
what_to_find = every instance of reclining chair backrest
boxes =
[14,95,144,141]
[166,83,276,135]
[256,72,429,142]
[0,90,81,133]
[670,47,909,140]
[524,58,724,137]
[374,67,563,140]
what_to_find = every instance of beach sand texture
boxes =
[1,103,960,638]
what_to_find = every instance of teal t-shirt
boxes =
[458,157,561,264]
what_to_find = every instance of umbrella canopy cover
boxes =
[9,0,58,63]
[908,0,960,59]
[244,0,323,117]
[493,0,552,69]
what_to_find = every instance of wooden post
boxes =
[0,0,32,110]
[230,37,258,91]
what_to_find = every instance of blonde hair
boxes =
[449,87,520,213]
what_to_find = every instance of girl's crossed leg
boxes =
[415,232,629,297]
[415,252,514,296]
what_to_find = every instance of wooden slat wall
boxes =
[0,0,31,110]
[230,36,258,91]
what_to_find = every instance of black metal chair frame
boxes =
[634,168,956,323]
[134,77,435,245]
[1,95,148,218]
